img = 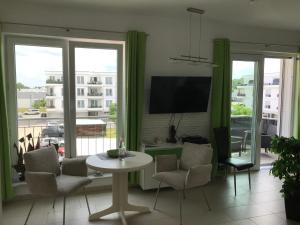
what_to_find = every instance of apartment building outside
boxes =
[45,71,117,117]
[232,72,280,120]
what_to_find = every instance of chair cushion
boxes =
[155,154,178,173]
[24,146,61,175]
[56,175,92,195]
[225,158,254,171]
[152,170,187,190]
[180,142,213,170]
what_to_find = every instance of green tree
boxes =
[232,78,244,91]
[16,82,29,90]
[109,103,117,121]
[231,103,252,116]
[32,98,46,109]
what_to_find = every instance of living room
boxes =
[1,1,300,225]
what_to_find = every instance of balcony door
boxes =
[230,54,263,168]
[6,36,124,170]
[69,42,123,156]
[6,37,68,166]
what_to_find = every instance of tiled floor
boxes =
[3,169,300,225]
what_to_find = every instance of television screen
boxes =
[149,76,211,114]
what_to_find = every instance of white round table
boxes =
[86,151,153,225]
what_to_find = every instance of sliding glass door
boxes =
[231,54,296,168]
[230,55,263,166]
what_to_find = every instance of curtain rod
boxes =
[0,21,127,35]
[231,40,299,48]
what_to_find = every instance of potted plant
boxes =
[270,136,300,222]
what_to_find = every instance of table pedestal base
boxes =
[89,172,150,225]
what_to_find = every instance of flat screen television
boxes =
[149,76,211,114]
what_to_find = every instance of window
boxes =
[105,77,113,85]
[106,100,112,108]
[77,100,85,108]
[106,89,113,96]
[77,76,84,84]
[6,36,123,164]
[77,88,85,96]
[48,87,54,96]
[89,99,101,108]
[47,99,55,108]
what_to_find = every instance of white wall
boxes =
[1,1,300,143]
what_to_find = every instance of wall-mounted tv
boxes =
[149,76,211,114]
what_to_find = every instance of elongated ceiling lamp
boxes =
[169,7,218,67]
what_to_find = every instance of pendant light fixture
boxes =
[169,7,218,67]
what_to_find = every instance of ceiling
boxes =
[3,0,300,31]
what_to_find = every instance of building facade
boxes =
[232,72,280,120]
[45,71,117,117]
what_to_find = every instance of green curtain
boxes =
[125,31,147,185]
[0,34,14,200]
[293,54,300,139]
[210,38,231,176]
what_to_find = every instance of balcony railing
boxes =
[46,79,63,84]
[17,117,116,157]
[47,105,55,108]
[237,93,246,97]
[88,105,102,108]
[88,81,102,85]
[46,93,55,96]
[88,92,103,96]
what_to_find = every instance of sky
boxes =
[15,45,117,88]
[232,58,281,79]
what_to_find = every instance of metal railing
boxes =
[87,81,102,85]
[87,92,103,96]
[17,117,116,157]
[46,79,63,84]
[88,105,102,108]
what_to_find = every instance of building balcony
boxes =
[88,105,102,108]
[46,79,63,84]
[46,93,56,96]
[237,93,246,97]
[265,94,271,97]
[88,92,103,96]
[87,81,102,85]
[47,105,55,108]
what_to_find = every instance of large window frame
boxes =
[5,35,124,162]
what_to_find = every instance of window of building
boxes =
[106,100,112,108]
[106,89,113,96]
[105,77,113,85]
[77,100,85,108]
[49,87,54,96]
[47,99,55,108]
[77,88,85,96]
[77,76,84,84]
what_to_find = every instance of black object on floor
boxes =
[213,127,254,196]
